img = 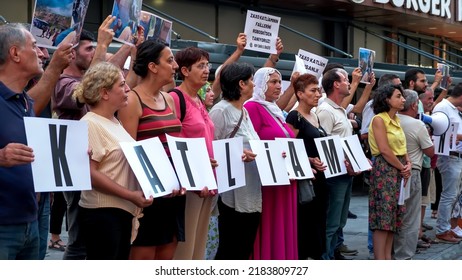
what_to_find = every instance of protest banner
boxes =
[249,140,290,186]
[437,63,450,89]
[139,11,172,45]
[359,47,376,84]
[24,117,91,192]
[31,0,90,48]
[167,135,217,191]
[110,0,143,45]
[294,49,328,79]
[244,10,280,54]
[212,137,246,193]
[120,137,180,199]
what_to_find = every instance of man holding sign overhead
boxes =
[316,68,361,260]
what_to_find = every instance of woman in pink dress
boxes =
[244,67,298,260]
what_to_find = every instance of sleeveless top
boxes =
[132,90,182,155]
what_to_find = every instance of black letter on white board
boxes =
[343,140,360,171]
[265,142,277,183]
[49,124,72,187]
[134,145,165,193]
[288,141,304,177]
[225,143,235,187]
[176,141,195,187]
[321,139,341,174]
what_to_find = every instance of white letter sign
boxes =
[314,135,347,178]
[24,117,91,192]
[167,135,217,191]
[249,140,290,186]
[212,137,246,194]
[120,137,180,199]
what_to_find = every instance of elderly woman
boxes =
[169,47,217,260]
[209,62,259,260]
[118,41,184,260]
[368,84,411,260]
[286,73,328,260]
[73,62,153,260]
[244,67,298,260]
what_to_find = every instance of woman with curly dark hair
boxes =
[368,84,411,260]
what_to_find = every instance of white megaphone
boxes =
[418,111,450,136]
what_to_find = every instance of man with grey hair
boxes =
[394,89,434,259]
[0,23,46,259]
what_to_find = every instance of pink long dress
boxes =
[244,101,298,260]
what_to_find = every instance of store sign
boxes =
[352,0,453,20]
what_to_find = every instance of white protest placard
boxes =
[359,47,376,84]
[434,120,458,156]
[244,10,280,54]
[340,135,372,172]
[31,0,90,49]
[110,0,142,45]
[24,117,91,192]
[314,135,347,178]
[139,11,173,46]
[249,140,290,186]
[167,135,217,191]
[295,49,328,79]
[275,138,314,179]
[212,137,246,194]
[120,137,180,199]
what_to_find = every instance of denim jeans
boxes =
[322,174,352,260]
[436,155,462,234]
[0,220,39,260]
[37,192,50,260]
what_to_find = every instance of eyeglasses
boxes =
[196,63,212,70]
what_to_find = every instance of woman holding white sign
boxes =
[209,62,260,260]
[169,47,217,260]
[244,67,298,260]
[118,40,185,260]
[286,73,328,260]
[74,62,153,259]
[368,84,411,260]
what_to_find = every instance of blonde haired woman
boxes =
[74,62,153,260]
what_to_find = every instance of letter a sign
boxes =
[24,117,91,192]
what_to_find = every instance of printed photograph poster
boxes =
[24,117,91,193]
[139,11,172,46]
[31,0,90,49]
[314,135,347,178]
[110,0,143,45]
[358,47,376,84]
[340,135,372,173]
[437,63,451,90]
[212,137,246,194]
[296,49,328,79]
[166,135,217,191]
[275,138,314,180]
[120,138,180,199]
[244,10,281,55]
[249,140,290,186]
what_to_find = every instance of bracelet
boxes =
[269,56,279,64]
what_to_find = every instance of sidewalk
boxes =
[344,189,462,260]
[45,190,462,260]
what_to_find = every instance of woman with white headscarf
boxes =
[244,67,298,260]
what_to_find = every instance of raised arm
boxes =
[211,33,247,98]
[28,43,73,114]
[263,37,283,68]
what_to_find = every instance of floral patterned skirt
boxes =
[369,155,406,232]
